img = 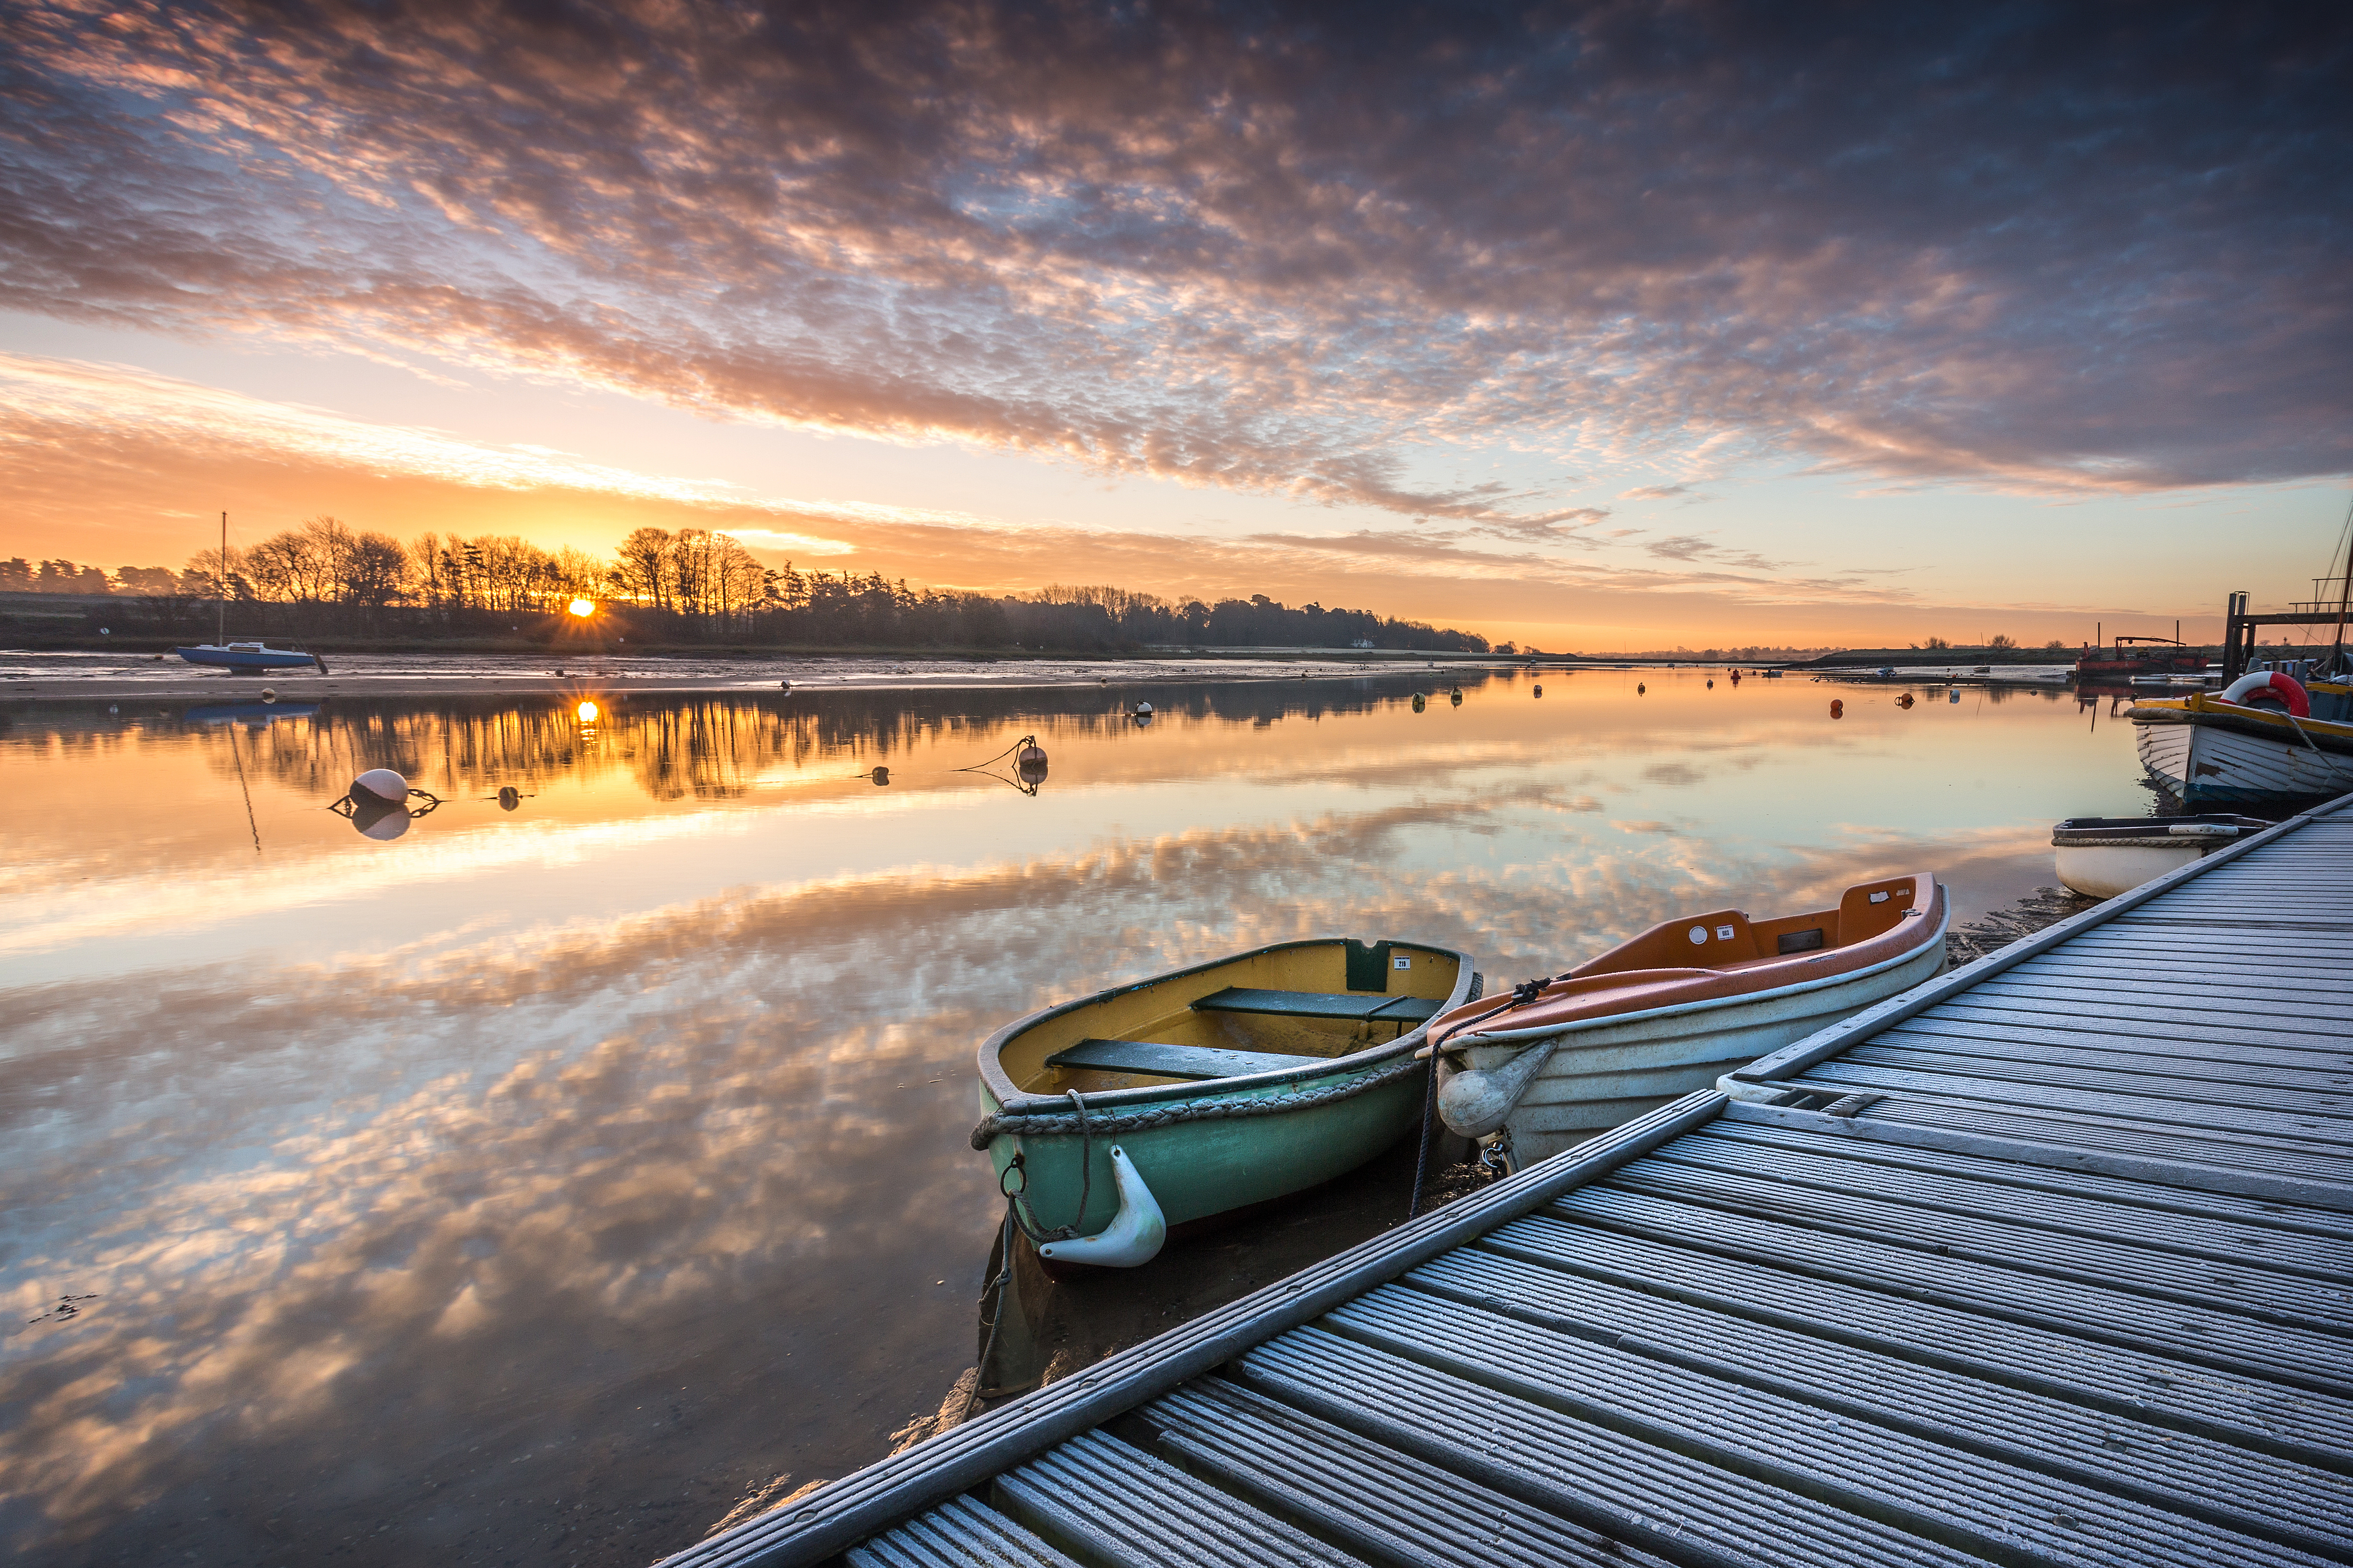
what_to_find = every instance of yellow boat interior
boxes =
[1000,939,1465,1096]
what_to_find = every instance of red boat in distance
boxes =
[2074,634,2209,680]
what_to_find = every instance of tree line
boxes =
[4,517,1490,652]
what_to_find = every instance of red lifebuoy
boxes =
[2219,671,2311,718]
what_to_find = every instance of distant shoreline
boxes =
[0,648,1540,704]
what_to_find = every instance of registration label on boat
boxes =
[1393,955,1412,969]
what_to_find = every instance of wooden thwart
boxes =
[1043,1037,1330,1080]
[1192,986,1441,1023]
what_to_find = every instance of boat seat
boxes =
[1043,1038,1330,1081]
[1191,988,1442,1023]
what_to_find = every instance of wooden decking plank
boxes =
[1872,1019,2353,1072]
[1788,1061,2353,1145]
[1855,1039,2352,1098]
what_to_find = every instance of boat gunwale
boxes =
[979,936,1477,1118]
[2131,697,2353,751]
[2052,814,2270,847]
[1445,892,1951,1054]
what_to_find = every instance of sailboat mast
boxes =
[217,510,227,647]
[2331,497,2353,677]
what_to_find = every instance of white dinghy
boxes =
[1423,873,1947,1168]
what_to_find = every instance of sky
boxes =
[1,0,2348,651]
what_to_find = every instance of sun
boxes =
[567,598,595,617]
[576,700,598,722]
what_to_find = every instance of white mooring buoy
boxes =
[352,768,409,806]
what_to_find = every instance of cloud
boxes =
[1619,484,1691,501]
[1643,534,1786,574]
[0,0,2343,527]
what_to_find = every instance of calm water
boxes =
[0,669,2150,1564]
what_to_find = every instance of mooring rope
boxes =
[2277,708,2353,784]
[971,1057,1429,1149]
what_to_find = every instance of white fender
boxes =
[1435,1034,1563,1139]
[1038,1145,1166,1268]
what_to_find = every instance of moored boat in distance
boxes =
[174,641,327,672]
[972,937,1476,1267]
[2075,634,2209,681]
[1425,873,1947,1168]
[2052,813,2270,898]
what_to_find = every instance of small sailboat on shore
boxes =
[172,512,327,674]
[972,937,1477,1267]
[176,640,325,671]
[1425,873,1946,1168]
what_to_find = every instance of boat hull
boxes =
[174,645,318,670]
[977,938,1476,1249]
[2053,841,2204,898]
[978,1068,1427,1238]
[1458,934,1947,1169]
[2134,710,2353,807]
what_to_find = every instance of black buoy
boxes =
[498,785,521,811]
[1637,682,1646,695]
[1533,685,1543,698]
[1412,693,1426,712]
[870,765,890,786]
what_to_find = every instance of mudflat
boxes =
[0,649,1501,703]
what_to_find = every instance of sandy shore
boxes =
[0,650,1518,703]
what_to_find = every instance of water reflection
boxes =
[0,669,2154,1565]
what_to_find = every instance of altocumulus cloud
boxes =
[0,0,2347,518]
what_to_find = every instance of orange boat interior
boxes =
[1433,873,1943,1039]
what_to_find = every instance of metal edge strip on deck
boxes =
[1724,788,2353,1094]
[657,1089,1728,1568]
[1715,1101,2353,1214]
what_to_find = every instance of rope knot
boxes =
[1511,978,1546,1006]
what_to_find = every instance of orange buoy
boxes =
[1830,700,1844,718]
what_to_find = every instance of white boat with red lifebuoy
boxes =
[2132,670,2353,808]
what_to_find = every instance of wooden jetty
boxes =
[667,793,2353,1568]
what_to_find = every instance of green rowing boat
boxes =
[972,937,1479,1267]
